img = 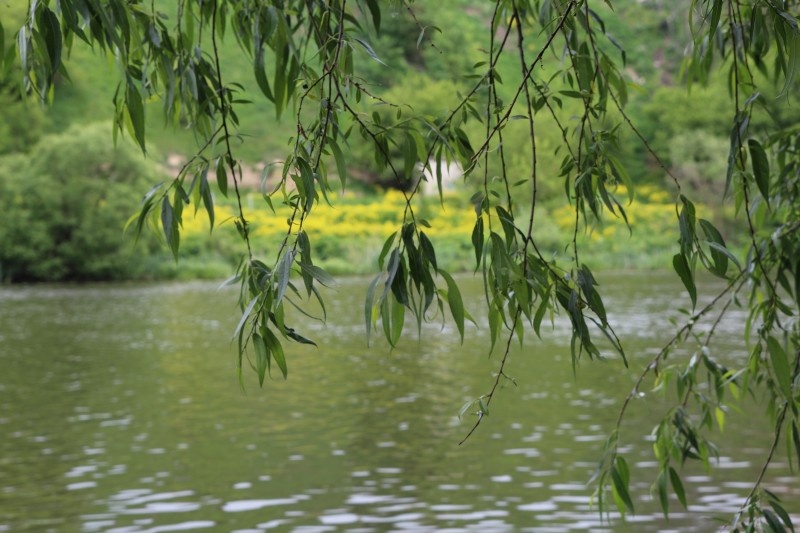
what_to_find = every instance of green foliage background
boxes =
[0,124,160,281]
[0,0,746,281]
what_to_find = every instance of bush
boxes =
[0,92,44,155]
[0,123,163,281]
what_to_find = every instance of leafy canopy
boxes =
[7,0,800,528]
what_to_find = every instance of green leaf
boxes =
[478,396,489,415]
[793,422,800,472]
[657,470,669,518]
[296,157,316,212]
[233,295,259,341]
[767,336,792,399]
[253,333,270,386]
[533,295,549,339]
[365,274,381,345]
[329,138,348,191]
[714,406,725,431]
[298,262,335,287]
[748,139,771,206]
[439,270,465,343]
[275,250,295,307]
[380,296,392,345]
[378,233,397,270]
[365,0,381,32]
[200,170,215,230]
[699,219,732,276]
[672,253,697,308]
[273,46,286,118]
[282,324,317,346]
[126,83,146,153]
[263,327,287,379]
[488,303,501,353]
[616,455,630,486]
[669,466,687,508]
[458,398,475,418]
[768,499,794,533]
[390,295,405,347]
[352,37,386,65]
[708,0,723,41]
[216,157,228,197]
[471,217,484,270]
[18,26,28,73]
[39,7,62,78]
[678,196,696,255]
[254,44,274,102]
[763,509,787,533]
[419,231,438,271]
[611,461,634,514]
[160,196,179,259]
[161,197,173,248]
[383,248,400,300]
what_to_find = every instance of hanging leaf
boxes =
[748,139,770,206]
[253,333,270,386]
[216,156,228,197]
[471,217,484,270]
[767,336,792,399]
[263,327,287,379]
[439,270,465,343]
[365,0,381,32]
[669,467,687,508]
[329,138,348,191]
[352,37,386,65]
[39,7,62,80]
[275,250,295,306]
[672,253,697,308]
[126,83,146,153]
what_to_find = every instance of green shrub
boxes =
[0,123,163,281]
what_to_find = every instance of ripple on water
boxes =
[360,513,425,523]
[318,513,359,525]
[222,495,309,512]
[256,519,292,529]
[435,510,509,521]
[67,481,97,490]
[111,490,194,505]
[122,502,201,514]
[517,501,558,512]
[346,493,397,505]
[430,504,471,512]
[110,521,216,532]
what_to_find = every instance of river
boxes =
[0,272,797,532]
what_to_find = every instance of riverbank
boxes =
[146,185,740,281]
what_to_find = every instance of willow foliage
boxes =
[8,0,800,528]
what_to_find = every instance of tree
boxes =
[0,123,163,281]
[6,0,800,528]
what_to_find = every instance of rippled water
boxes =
[0,272,797,532]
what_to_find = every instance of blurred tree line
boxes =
[0,0,797,281]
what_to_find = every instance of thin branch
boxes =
[612,271,746,455]
[212,0,252,261]
[469,1,577,165]
[459,308,522,445]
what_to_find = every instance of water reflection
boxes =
[0,274,797,531]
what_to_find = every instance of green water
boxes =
[0,272,796,532]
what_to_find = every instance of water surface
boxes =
[0,272,797,532]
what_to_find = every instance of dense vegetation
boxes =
[0,0,776,281]
[2,0,800,531]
